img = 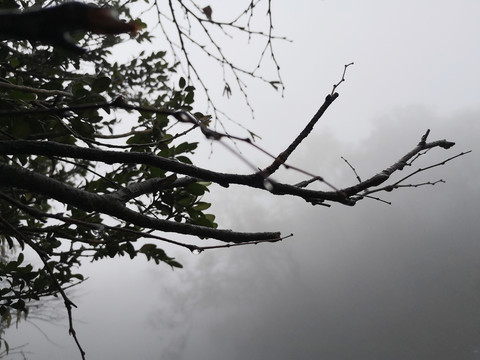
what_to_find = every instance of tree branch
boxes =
[0,81,72,97]
[153,0,288,116]
[0,128,461,207]
[261,93,339,177]
[0,162,280,242]
[260,64,352,178]
[359,150,471,198]
[109,174,179,203]
[342,130,456,197]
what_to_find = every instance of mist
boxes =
[3,1,480,359]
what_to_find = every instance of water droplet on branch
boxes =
[263,179,274,191]
[191,248,203,255]
[92,224,105,237]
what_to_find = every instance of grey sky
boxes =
[4,1,480,359]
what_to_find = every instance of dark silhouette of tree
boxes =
[0,1,468,358]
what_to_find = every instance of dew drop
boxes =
[191,248,203,255]
[91,224,105,237]
[263,179,274,191]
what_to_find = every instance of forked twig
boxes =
[331,62,354,95]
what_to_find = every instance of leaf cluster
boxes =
[0,0,212,336]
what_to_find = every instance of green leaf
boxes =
[140,244,156,253]
[176,156,192,164]
[184,91,195,104]
[10,299,25,310]
[197,181,211,187]
[8,90,37,101]
[9,57,19,68]
[4,235,14,249]
[10,120,32,138]
[168,260,183,269]
[0,288,11,296]
[4,338,10,354]
[205,214,216,222]
[154,115,169,131]
[179,77,186,88]
[17,252,24,265]
[192,215,214,228]
[122,242,137,259]
[5,261,18,272]
[91,76,111,93]
[185,182,208,196]
[70,118,95,137]
[177,195,194,206]
[44,80,64,90]
[175,142,198,154]
[72,82,88,97]
[193,202,211,211]
[149,167,166,178]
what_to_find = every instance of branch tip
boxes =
[419,129,431,145]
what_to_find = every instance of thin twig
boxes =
[361,151,471,197]
[331,62,354,96]
[189,233,294,253]
[341,156,362,183]
[0,217,86,360]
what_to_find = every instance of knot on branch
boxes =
[397,161,407,170]
[325,92,339,102]
[418,129,431,146]
[438,140,456,149]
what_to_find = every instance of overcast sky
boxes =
[5,1,480,359]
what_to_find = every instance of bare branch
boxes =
[331,62,354,95]
[341,156,362,183]
[360,151,471,197]
[261,93,339,177]
[152,0,288,117]
[341,130,457,197]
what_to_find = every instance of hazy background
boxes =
[5,1,480,359]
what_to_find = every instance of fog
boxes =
[4,1,480,359]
